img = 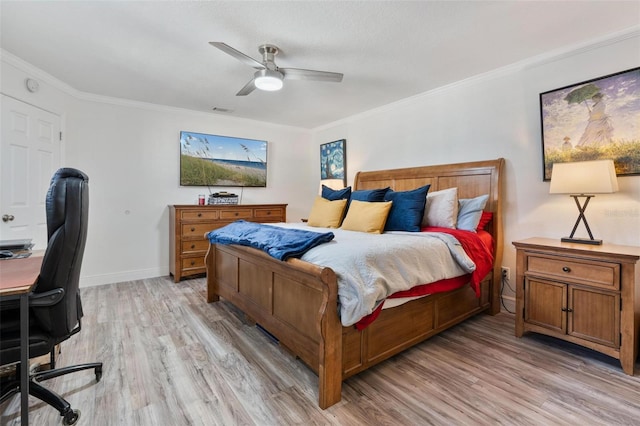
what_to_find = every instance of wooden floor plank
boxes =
[2,275,639,425]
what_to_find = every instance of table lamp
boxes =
[549,159,618,245]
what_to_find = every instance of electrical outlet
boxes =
[501,267,510,280]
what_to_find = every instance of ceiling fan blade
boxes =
[209,42,265,70]
[236,78,256,96]
[281,68,343,82]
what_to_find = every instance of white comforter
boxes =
[274,223,476,326]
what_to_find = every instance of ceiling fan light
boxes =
[254,69,283,91]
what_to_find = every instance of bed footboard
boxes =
[206,243,343,409]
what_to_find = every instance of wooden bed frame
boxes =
[205,158,504,409]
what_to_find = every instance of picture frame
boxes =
[320,139,346,185]
[180,131,267,187]
[539,67,640,181]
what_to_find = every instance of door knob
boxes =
[2,214,15,222]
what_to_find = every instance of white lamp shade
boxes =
[318,178,345,195]
[549,160,619,194]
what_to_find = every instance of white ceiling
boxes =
[1,1,639,129]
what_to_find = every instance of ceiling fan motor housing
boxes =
[259,44,279,69]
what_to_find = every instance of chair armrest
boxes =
[29,288,65,307]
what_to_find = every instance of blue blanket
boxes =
[206,220,335,261]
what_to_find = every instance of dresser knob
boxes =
[191,244,195,249]
[190,261,195,266]
[197,213,202,217]
[562,266,571,273]
[235,212,239,216]
[191,227,195,232]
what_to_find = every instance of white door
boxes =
[1,95,61,250]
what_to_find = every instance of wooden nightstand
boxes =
[513,237,640,375]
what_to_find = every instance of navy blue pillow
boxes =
[321,185,351,201]
[383,185,431,232]
[350,187,390,202]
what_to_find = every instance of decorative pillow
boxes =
[340,200,392,234]
[350,187,390,202]
[457,195,489,232]
[307,196,348,228]
[476,211,493,231]
[422,187,458,228]
[383,185,431,232]
[321,185,351,201]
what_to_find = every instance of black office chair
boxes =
[0,168,102,425]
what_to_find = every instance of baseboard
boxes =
[500,295,516,315]
[79,266,169,287]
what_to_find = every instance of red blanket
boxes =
[355,228,494,330]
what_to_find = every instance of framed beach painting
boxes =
[320,139,346,185]
[180,131,267,187]
[539,67,640,181]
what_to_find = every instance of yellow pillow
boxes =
[307,196,348,228]
[340,200,392,234]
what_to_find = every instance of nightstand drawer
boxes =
[181,210,219,221]
[181,239,209,254]
[527,254,619,290]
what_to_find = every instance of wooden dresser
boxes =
[169,204,287,282]
[513,237,640,375]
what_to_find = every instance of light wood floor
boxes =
[2,275,640,425]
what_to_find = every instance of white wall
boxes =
[1,52,315,286]
[312,31,640,311]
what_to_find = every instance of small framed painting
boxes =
[539,67,640,181]
[320,139,346,185]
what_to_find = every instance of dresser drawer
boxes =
[181,210,219,221]
[220,209,253,220]
[181,239,209,254]
[254,208,283,221]
[182,223,216,238]
[182,256,205,270]
[527,254,619,290]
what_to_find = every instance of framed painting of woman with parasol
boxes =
[539,67,640,180]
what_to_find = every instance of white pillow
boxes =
[422,187,458,228]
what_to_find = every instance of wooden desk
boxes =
[1,255,43,426]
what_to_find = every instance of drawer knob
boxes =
[191,244,195,249]
[197,213,202,217]
[267,211,271,215]
[190,260,195,266]
[562,266,571,273]
[235,212,239,216]
[191,227,195,232]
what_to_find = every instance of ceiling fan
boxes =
[209,42,343,96]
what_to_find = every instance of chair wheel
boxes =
[62,408,81,425]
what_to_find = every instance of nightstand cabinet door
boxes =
[524,278,566,333]
[568,286,619,348]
